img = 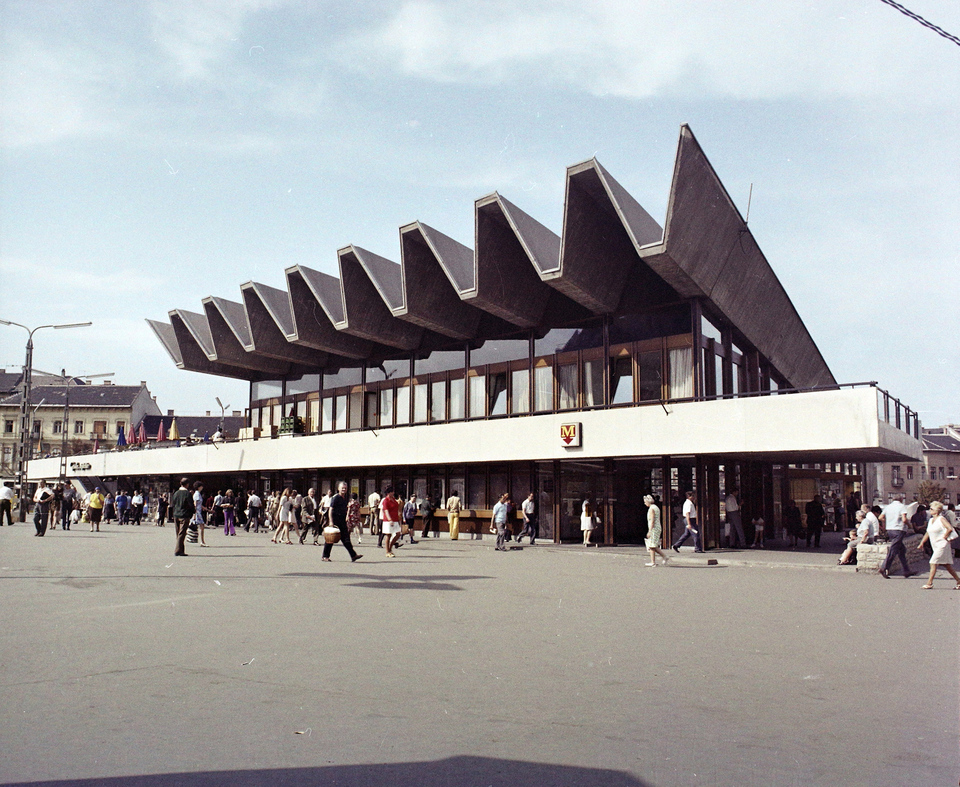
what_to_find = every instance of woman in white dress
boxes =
[644,495,669,566]
[271,488,295,544]
[917,501,960,589]
[581,498,598,547]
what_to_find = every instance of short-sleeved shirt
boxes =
[682,499,697,520]
[493,501,509,524]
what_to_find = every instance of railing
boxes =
[891,478,904,488]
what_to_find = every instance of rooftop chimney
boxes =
[205,411,211,416]
[167,410,174,417]
[232,410,241,417]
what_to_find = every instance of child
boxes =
[752,514,765,548]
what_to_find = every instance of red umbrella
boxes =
[137,422,147,444]
[157,420,167,442]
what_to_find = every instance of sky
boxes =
[1,0,958,424]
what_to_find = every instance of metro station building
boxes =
[28,126,922,546]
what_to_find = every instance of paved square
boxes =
[1,524,956,786]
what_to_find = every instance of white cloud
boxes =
[349,1,960,102]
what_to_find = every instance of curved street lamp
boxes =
[0,319,92,521]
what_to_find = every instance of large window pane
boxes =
[669,347,693,399]
[364,392,378,428]
[534,325,603,355]
[534,364,552,411]
[715,353,725,397]
[321,398,333,432]
[449,377,465,420]
[638,351,661,402]
[379,388,394,426]
[395,385,410,425]
[583,358,604,407]
[413,383,428,423]
[469,375,486,418]
[252,380,283,402]
[323,368,362,390]
[557,364,578,410]
[431,380,446,422]
[468,469,486,509]
[349,391,363,430]
[489,372,507,416]
[470,338,529,365]
[416,349,466,375]
[335,394,347,430]
[287,373,320,396]
[511,369,530,413]
[611,357,633,404]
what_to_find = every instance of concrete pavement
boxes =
[0,521,956,786]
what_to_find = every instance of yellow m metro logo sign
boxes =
[560,422,581,448]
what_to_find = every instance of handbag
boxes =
[322,525,341,544]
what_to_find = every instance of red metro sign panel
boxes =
[560,422,582,448]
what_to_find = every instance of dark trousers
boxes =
[248,508,261,532]
[118,507,129,525]
[174,517,190,555]
[421,514,438,538]
[299,515,321,543]
[806,525,823,548]
[61,502,73,530]
[322,521,358,560]
[673,522,702,551]
[518,516,538,542]
[0,498,13,526]
[882,529,911,575]
[34,506,49,536]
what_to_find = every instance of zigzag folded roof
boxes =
[148,125,834,389]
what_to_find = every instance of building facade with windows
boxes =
[27,126,921,544]
[867,427,960,507]
[1,381,161,478]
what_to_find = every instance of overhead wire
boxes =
[878,0,960,47]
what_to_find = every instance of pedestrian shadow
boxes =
[2,755,649,786]
[281,572,493,592]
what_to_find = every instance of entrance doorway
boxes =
[611,459,665,544]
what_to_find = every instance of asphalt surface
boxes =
[0,520,957,787]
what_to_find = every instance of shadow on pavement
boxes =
[4,756,649,787]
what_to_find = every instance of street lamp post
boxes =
[52,368,114,483]
[0,320,92,521]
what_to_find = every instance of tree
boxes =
[916,481,945,506]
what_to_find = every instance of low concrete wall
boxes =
[855,534,929,574]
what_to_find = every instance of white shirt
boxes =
[882,501,907,532]
[247,494,261,509]
[682,499,697,520]
[0,486,14,501]
[368,492,381,508]
[725,494,739,513]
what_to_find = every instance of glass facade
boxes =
[244,300,795,435]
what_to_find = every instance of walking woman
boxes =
[193,481,208,547]
[347,492,363,543]
[221,489,236,536]
[644,495,669,566]
[581,496,598,547]
[379,486,401,557]
[272,488,295,544]
[918,501,960,589]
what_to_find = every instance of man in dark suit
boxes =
[170,478,195,557]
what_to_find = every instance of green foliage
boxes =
[916,480,946,506]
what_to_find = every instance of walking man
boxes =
[299,488,320,545]
[420,495,438,538]
[321,481,362,563]
[367,489,381,536]
[725,488,745,548]
[247,489,262,532]
[445,490,462,540]
[61,484,76,530]
[0,481,13,526]
[672,491,702,552]
[492,492,511,551]
[170,478,194,557]
[33,480,54,536]
[879,495,915,579]
[517,492,537,544]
